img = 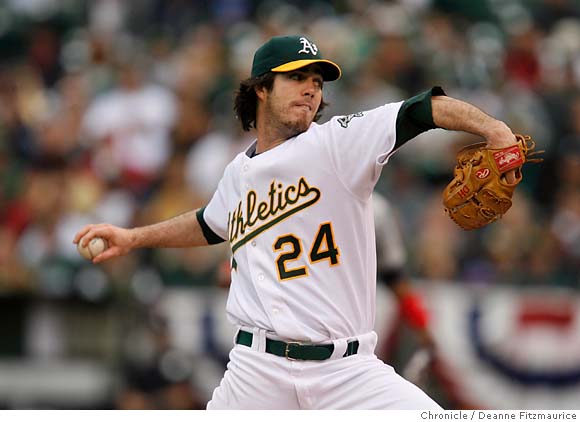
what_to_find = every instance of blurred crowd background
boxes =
[0,0,579,410]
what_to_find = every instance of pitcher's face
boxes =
[258,66,323,136]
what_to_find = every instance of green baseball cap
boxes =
[251,35,341,81]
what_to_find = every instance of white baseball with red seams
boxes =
[77,236,108,260]
[203,103,441,409]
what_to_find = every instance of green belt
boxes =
[236,330,359,361]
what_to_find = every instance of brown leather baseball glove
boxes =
[442,134,543,230]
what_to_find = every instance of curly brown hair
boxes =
[234,71,328,132]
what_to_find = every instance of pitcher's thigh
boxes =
[207,346,300,410]
[314,355,442,410]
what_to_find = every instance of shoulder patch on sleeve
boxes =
[337,112,364,128]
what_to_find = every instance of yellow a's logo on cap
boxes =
[298,37,318,55]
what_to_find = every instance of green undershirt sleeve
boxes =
[196,207,226,245]
[394,86,446,150]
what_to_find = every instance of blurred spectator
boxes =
[27,23,64,88]
[116,313,205,410]
[185,128,254,201]
[16,158,69,270]
[81,53,177,198]
[481,191,542,284]
[413,192,461,281]
[550,188,580,285]
[504,26,542,89]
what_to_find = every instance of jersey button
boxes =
[258,273,264,281]
[272,308,279,315]
[251,240,256,247]
[243,165,249,172]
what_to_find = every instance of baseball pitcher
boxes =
[74,35,527,409]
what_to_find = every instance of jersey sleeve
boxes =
[321,86,445,199]
[322,101,402,199]
[199,163,234,243]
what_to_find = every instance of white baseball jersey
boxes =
[201,102,404,343]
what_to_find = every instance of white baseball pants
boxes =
[207,329,441,410]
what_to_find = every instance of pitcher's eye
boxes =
[288,72,303,80]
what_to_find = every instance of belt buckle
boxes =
[284,342,302,360]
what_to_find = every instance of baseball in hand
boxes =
[77,236,108,260]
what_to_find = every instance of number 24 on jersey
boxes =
[273,222,340,281]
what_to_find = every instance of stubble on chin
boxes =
[283,119,310,138]
[266,103,311,139]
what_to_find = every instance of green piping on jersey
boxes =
[395,86,446,149]
[196,207,226,245]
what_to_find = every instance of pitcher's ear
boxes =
[255,85,268,101]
